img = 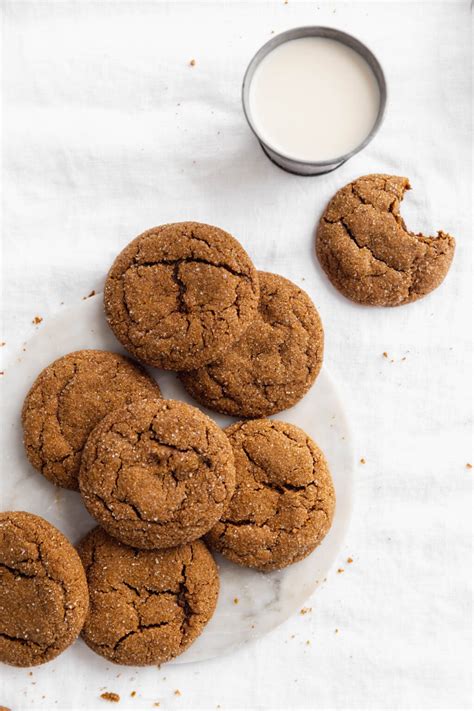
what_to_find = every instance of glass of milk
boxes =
[242,27,386,176]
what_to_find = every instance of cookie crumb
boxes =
[306,640,311,646]
[360,457,366,464]
[0,341,5,346]
[347,557,353,564]
[466,463,472,469]
[335,628,339,634]
[0,371,4,376]
[383,352,388,358]
[189,59,196,66]
[300,607,312,615]
[233,597,239,605]
[100,692,120,703]
[83,290,96,300]
[337,568,344,574]
[32,315,43,325]
[130,691,136,697]
[174,690,181,697]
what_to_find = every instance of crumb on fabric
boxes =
[0,341,5,346]
[337,568,344,574]
[466,463,472,469]
[0,371,4,376]
[300,607,312,615]
[32,316,43,325]
[347,557,353,564]
[100,692,120,703]
[360,457,366,464]
[335,628,339,634]
[83,290,96,300]
[233,597,239,605]
[189,59,196,66]
[130,691,136,697]
[383,352,388,358]
[174,690,181,697]
[306,640,311,646]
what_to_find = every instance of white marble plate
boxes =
[0,294,353,666]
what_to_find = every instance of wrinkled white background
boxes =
[0,1,472,710]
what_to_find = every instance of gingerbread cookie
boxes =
[77,527,219,666]
[104,222,260,370]
[316,174,455,306]
[0,511,88,667]
[22,350,161,490]
[180,272,323,417]
[79,399,235,549]
[206,419,335,571]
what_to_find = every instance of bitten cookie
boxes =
[0,512,88,667]
[104,222,260,370]
[79,399,235,549]
[77,527,219,666]
[316,174,455,306]
[206,419,335,571]
[22,350,161,490]
[180,272,324,418]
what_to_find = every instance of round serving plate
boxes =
[0,294,354,668]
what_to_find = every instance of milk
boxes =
[248,37,381,162]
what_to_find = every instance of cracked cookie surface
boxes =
[180,272,323,418]
[79,399,236,549]
[104,222,260,370]
[0,511,88,667]
[22,350,161,490]
[316,174,455,306]
[206,419,335,571]
[77,527,219,665]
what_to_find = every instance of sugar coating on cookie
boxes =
[0,511,88,667]
[22,350,161,490]
[206,419,335,571]
[316,174,455,306]
[77,527,219,666]
[104,222,260,371]
[79,399,236,549]
[180,272,324,418]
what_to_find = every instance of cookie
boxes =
[180,272,323,417]
[206,419,335,571]
[316,174,455,306]
[22,350,161,490]
[0,511,88,667]
[104,221,260,370]
[77,527,219,666]
[79,398,236,549]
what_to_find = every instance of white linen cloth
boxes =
[0,1,472,709]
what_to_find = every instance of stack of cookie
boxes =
[2,221,335,669]
[1,175,456,669]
